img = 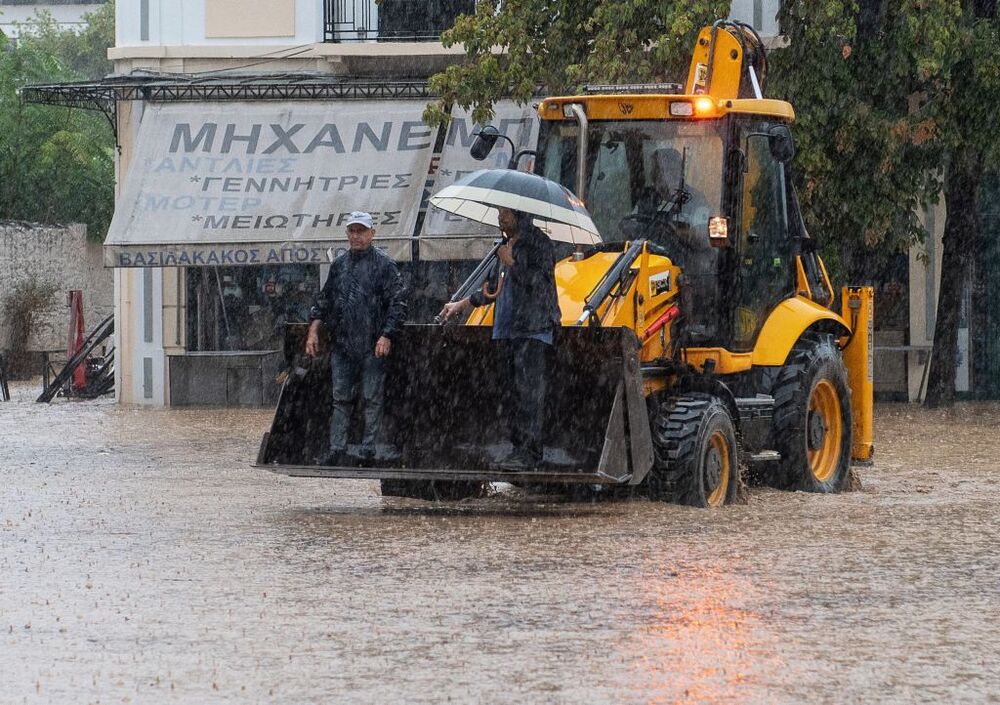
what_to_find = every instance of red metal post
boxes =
[67,291,86,392]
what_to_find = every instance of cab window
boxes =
[733,124,793,348]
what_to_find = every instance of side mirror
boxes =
[768,125,795,163]
[470,125,500,161]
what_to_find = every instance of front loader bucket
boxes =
[258,323,653,486]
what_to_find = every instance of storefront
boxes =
[23,77,538,405]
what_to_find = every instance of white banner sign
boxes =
[419,101,539,260]
[105,101,436,266]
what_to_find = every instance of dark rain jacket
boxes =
[310,246,407,359]
[470,221,561,337]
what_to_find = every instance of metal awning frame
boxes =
[19,73,435,149]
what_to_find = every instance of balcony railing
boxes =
[324,0,476,42]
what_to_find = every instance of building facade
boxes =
[106,0,510,406]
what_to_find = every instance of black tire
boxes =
[767,333,853,492]
[380,479,486,501]
[647,394,741,507]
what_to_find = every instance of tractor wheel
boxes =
[380,479,486,501]
[647,394,740,507]
[767,333,853,492]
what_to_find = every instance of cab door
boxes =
[732,121,795,350]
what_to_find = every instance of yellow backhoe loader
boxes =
[257,21,874,506]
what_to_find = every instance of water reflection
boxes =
[629,563,782,704]
[2,389,999,703]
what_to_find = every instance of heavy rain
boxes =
[4,0,1000,703]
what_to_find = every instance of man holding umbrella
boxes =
[439,206,561,471]
[431,167,598,470]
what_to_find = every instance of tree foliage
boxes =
[0,2,115,240]
[769,1,944,283]
[776,0,999,405]
[13,2,115,81]
[1,273,58,377]
[425,0,730,125]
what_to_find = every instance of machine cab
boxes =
[533,90,812,350]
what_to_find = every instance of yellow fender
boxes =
[751,296,850,367]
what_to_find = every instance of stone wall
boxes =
[0,222,113,355]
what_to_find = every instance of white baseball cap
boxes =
[345,211,374,229]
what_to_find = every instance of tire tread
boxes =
[648,393,738,506]
[766,333,852,491]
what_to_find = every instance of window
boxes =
[140,0,149,41]
[733,126,792,348]
[538,119,725,244]
[205,0,295,39]
[186,265,319,352]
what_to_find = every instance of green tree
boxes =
[769,1,945,284]
[425,0,729,124]
[0,2,115,240]
[13,1,115,81]
[774,0,1000,406]
[921,3,1000,406]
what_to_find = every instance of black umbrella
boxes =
[430,169,601,246]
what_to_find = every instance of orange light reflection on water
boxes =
[626,562,784,705]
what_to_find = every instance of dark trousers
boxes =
[329,350,385,455]
[508,337,548,462]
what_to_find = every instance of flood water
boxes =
[2,383,999,704]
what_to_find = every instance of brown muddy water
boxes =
[2,382,999,704]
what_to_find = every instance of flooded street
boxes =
[2,385,999,704]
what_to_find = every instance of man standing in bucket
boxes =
[439,207,561,470]
[305,211,407,466]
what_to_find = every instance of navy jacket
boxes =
[310,246,407,358]
[470,221,560,337]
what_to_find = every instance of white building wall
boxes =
[114,98,168,405]
[907,200,947,402]
[115,267,166,405]
[728,0,781,37]
[115,0,323,47]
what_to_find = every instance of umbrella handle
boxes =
[480,271,505,301]
[480,234,510,301]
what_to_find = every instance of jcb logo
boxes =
[619,102,634,115]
